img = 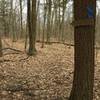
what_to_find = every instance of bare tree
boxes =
[27,0,37,55]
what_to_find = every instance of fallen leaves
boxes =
[0,40,99,100]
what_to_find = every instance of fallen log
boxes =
[36,41,100,50]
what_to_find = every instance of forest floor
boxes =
[0,39,100,100]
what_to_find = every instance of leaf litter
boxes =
[0,40,100,100]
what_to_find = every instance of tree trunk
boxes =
[27,0,37,55]
[19,0,23,38]
[61,0,67,42]
[37,0,41,41]
[41,1,47,48]
[69,0,96,100]
[46,0,51,43]
[0,37,3,57]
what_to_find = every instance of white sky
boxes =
[22,0,100,21]
[23,1,100,13]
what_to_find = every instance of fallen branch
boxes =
[0,48,23,53]
[0,56,30,63]
[3,52,21,56]
[36,41,100,50]
[36,40,74,45]
[19,56,30,61]
[0,59,14,63]
[3,39,11,47]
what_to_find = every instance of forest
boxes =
[0,0,100,100]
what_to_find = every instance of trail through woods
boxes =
[0,39,100,100]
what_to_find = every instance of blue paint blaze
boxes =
[87,5,94,18]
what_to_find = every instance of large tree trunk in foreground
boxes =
[69,0,96,100]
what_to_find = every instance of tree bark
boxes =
[27,0,37,55]
[69,0,96,100]
[46,0,51,43]
[19,0,23,38]
[0,37,3,57]
[41,0,47,48]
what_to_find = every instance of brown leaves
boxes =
[0,40,100,100]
